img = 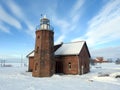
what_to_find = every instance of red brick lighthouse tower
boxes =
[32,15,54,77]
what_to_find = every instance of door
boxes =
[55,61,63,74]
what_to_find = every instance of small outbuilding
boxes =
[26,50,34,72]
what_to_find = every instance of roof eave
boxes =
[55,53,79,56]
[26,50,35,58]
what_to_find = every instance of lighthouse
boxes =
[32,15,54,77]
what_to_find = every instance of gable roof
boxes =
[54,43,63,52]
[55,41,85,55]
[26,50,34,58]
[26,41,89,57]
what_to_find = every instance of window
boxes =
[37,36,40,39]
[35,46,39,53]
[68,62,71,70]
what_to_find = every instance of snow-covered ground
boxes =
[0,63,120,90]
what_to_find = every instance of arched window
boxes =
[37,36,40,39]
[35,46,39,53]
[68,62,71,70]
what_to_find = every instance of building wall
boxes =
[55,43,90,75]
[79,43,90,74]
[55,55,79,75]
[28,57,34,72]
[28,41,90,76]
[32,30,54,77]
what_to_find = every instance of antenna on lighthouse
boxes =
[43,14,47,18]
[40,14,47,18]
[41,14,43,16]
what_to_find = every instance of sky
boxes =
[0,0,120,61]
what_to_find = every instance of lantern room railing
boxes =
[36,25,54,31]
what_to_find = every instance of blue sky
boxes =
[0,0,120,61]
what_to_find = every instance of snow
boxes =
[0,63,120,90]
[55,41,85,55]
[29,53,34,57]
[26,50,34,57]
[27,41,85,57]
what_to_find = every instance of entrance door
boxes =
[55,61,63,74]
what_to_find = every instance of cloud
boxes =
[0,5,22,30]
[70,0,84,24]
[52,16,70,33]
[70,0,84,17]
[3,0,35,37]
[25,21,35,38]
[54,35,65,45]
[52,16,69,44]
[5,0,24,19]
[72,0,120,47]
[53,0,84,44]
[90,46,120,59]
[0,22,10,33]
[0,25,9,33]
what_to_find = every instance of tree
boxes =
[115,58,120,64]
[90,58,95,66]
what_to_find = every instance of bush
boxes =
[115,75,120,78]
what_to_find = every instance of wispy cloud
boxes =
[70,0,84,22]
[25,21,35,38]
[72,0,120,47]
[2,0,35,37]
[54,35,65,44]
[6,0,24,19]
[0,21,10,33]
[0,5,22,31]
[71,0,84,14]
[52,16,69,44]
[53,0,84,44]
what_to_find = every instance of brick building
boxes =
[93,57,108,63]
[27,16,90,77]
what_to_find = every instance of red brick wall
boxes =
[79,44,90,74]
[63,56,79,74]
[32,30,54,77]
[55,43,90,75]
[55,55,79,75]
[28,57,34,72]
